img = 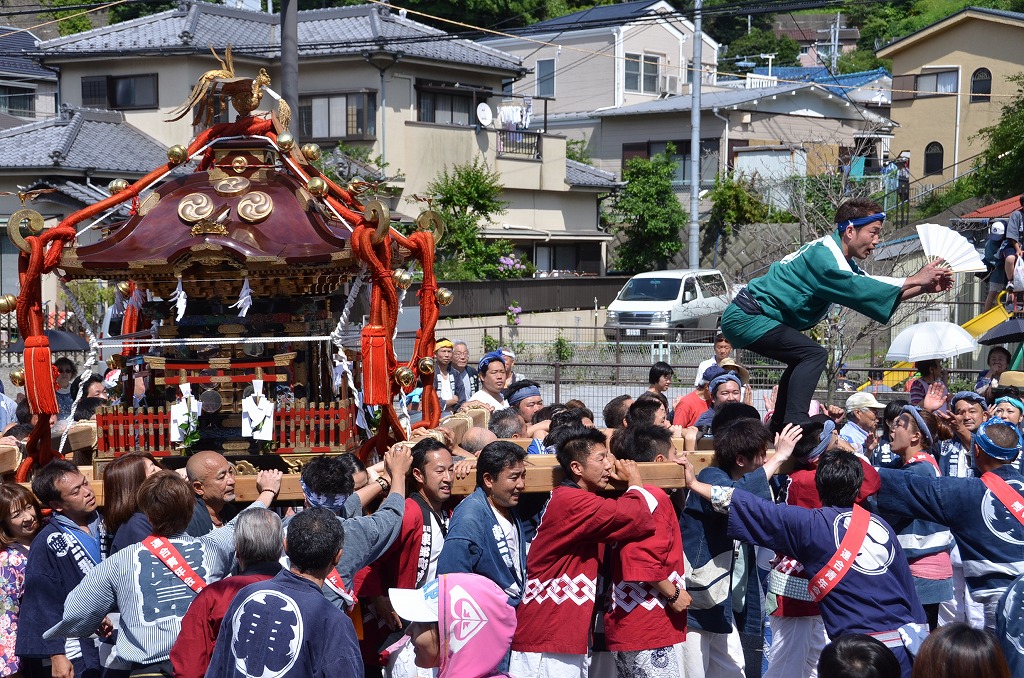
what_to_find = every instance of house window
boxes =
[648,140,719,185]
[501,79,514,96]
[0,85,34,117]
[799,45,811,55]
[82,74,158,110]
[625,53,660,94]
[535,242,601,274]
[924,142,944,176]
[916,70,957,96]
[536,59,555,98]
[297,92,376,140]
[417,89,473,126]
[971,68,991,103]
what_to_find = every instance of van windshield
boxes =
[617,277,682,302]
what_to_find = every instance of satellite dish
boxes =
[476,103,493,128]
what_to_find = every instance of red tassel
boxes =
[361,325,391,405]
[24,336,57,415]
[25,419,55,471]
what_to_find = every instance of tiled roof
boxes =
[0,111,29,131]
[324,149,386,182]
[751,66,890,99]
[752,66,829,81]
[0,27,54,79]
[27,178,133,217]
[596,82,809,116]
[961,194,1023,220]
[510,0,662,32]
[565,159,620,188]
[0,105,169,174]
[37,2,523,73]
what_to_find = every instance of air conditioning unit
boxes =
[660,74,680,96]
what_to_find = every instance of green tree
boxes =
[422,156,514,280]
[976,72,1024,199]
[610,144,687,272]
[723,28,800,75]
[703,3,774,47]
[108,0,177,24]
[46,0,95,34]
[59,280,115,328]
[565,138,593,165]
[836,48,891,74]
[706,173,769,233]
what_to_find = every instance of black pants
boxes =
[746,323,827,433]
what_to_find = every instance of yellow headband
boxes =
[435,340,453,350]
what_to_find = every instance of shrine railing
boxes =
[95,400,358,457]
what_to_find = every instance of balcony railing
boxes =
[496,129,542,159]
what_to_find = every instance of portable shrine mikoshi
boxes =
[8,57,448,481]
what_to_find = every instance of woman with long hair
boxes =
[884,406,955,629]
[0,484,41,677]
[103,452,161,553]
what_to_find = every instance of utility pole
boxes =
[831,12,839,72]
[281,0,298,115]
[688,0,702,270]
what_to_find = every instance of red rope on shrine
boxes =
[121,281,140,357]
[392,229,440,431]
[14,116,275,479]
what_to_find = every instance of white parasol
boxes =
[885,321,978,361]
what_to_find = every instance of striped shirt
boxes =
[43,502,267,666]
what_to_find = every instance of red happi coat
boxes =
[511,483,656,655]
[605,485,687,652]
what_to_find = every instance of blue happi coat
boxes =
[437,486,527,605]
[206,569,363,678]
[16,515,107,668]
[878,463,1024,604]
[727,489,925,634]
[727,489,925,677]
[681,465,770,635]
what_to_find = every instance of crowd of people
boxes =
[0,198,1021,677]
[0,335,1020,678]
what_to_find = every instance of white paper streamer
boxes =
[230,277,252,318]
[169,278,187,321]
[128,288,145,311]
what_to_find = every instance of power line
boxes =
[0,0,1005,102]
[0,0,160,18]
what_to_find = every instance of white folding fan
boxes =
[916,223,987,272]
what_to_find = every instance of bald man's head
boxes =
[186,450,236,510]
[461,427,498,456]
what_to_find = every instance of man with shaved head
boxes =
[186,451,239,535]
[459,427,498,457]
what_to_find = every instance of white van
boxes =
[604,269,731,341]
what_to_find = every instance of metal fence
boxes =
[0,310,96,367]
[390,276,630,319]
[496,130,542,159]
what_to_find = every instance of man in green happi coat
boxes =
[723,198,953,433]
